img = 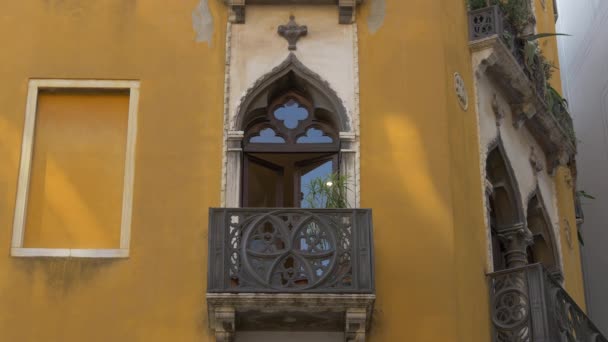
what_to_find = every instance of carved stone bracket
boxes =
[491,94,505,126]
[278,16,308,51]
[226,0,246,24]
[529,146,544,174]
[211,306,236,342]
[512,101,536,129]
[498,223,533,268]
[224,0,362,24]
[547,148,570,175]
[207,294,375,341]
[345,308,367,342]
[339,0,356,24]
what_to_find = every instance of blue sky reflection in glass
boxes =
[274,99,309,129]
[297,128,333,143]
[250,128,286,143]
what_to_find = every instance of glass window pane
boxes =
[273,99,309,129]
[297,128,333,144]
[300,160,333,208]
[250,128,286,144]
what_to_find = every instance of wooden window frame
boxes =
[11,79,140,258]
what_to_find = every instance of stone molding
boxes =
[471,36,576,174]
[223,0,363,24]
[207,293,375,341]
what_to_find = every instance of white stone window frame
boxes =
[11,79,140,258]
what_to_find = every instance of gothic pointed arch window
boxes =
[526,192,563,280]
[485,143,525,270]
[234,55,351,208]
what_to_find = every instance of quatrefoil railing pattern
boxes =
[488,264,607,342]
[208,208,374,293]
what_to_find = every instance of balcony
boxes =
[206,208,375,340]
[489,264,607,342]
[468,5,576,171]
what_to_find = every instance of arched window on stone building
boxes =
[526,193,563,280]
[225,54,356,208]
[486,143,525,270]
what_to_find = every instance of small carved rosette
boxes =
[491,270,531,342]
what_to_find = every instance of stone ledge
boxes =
[470,36,576,173]
[207,293,375,340]
[223,0,364,24]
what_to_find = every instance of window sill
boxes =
[11,248,129,258]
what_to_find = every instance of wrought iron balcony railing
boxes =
[489,264,607,342]
[207,208,374,294]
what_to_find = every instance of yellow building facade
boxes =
[0,1,597,341]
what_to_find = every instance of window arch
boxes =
[243,90,339,152]
[225,54,356,208]
[526,192,563,280]
[485,141,526,270]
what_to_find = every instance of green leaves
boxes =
[521,33,571,41]
[577,190,596,200]
[304,172,349,209]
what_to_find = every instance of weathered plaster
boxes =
[221,5,361,208]
[192,0,214,44]
[474,66,565,273]
[366,0,386,34]
[227,6,357,129]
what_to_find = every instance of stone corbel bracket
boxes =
[207,293,375,341]
[470,36,576,174]
[223,0,364,24]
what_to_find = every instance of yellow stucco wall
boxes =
[533,0,563,91]
[532,0,586,309]
[0,1,225,340]
[358,0,490,341]
[555,167,587,309]
[0,0,585,341]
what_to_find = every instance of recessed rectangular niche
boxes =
[11,80,140,258]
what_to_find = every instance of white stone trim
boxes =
[11,79,140,258]
[11,248,130,258]
[220,9,361,208]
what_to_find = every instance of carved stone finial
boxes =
[278,16,308,51]
[529,146,544,174]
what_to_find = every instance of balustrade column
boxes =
[498,223,533,268]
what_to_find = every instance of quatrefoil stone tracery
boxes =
[241,213,338,290]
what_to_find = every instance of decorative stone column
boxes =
[498,223,533,268]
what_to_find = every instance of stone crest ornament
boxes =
[454,72,468,110]
[529,146,544,174]
[278,16,308,51]
[491,93,505,126]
